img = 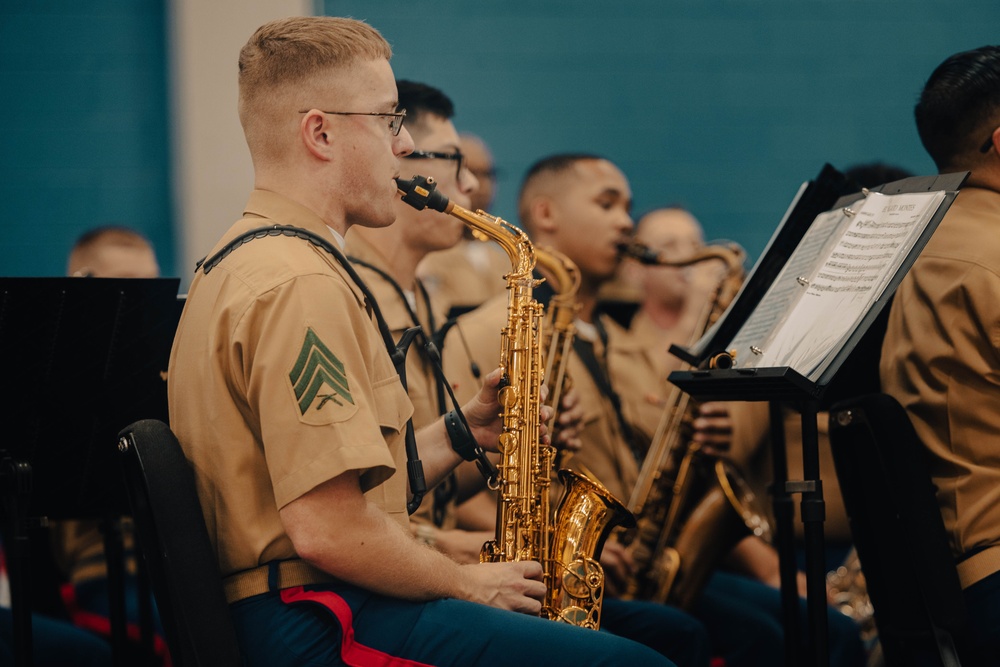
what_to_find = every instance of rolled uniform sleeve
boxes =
[239,273,405,508]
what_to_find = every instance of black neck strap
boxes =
[347,255,497,487]
[198,225,497,511]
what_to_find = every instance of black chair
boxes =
[828,393,967,667]
[117,419,242,667]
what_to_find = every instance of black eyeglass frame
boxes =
[297,109,407,136]
[404,149,465,180]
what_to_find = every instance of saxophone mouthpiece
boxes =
[617,241,660,265]
[396,175,452,213]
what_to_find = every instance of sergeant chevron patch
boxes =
[289,328,355,417]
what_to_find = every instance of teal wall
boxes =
[0,0,173,277]
[2,2,998,276]
[324,0,1000,261]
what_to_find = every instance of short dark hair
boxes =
[517,153,607,229]
[519,153,606,199]
[395,80,454,129]
[915,46,1000,171]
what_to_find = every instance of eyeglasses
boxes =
[404,149,465,180]
[298,109,407,136]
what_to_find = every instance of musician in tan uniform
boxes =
[167,16,673,667]
[609,203,865,666]
[51,226,168,659]
[880,45,1000,664]
[610,208,855,553]
[355,79,708,666]
[345,79,491,561]
[444,153,814,666]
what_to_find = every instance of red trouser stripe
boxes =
[280,586,435,667]
[59,582,172,666]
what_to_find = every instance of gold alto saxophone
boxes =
[618,241,771,610]
[397,175,546,568]
[534,246,636,628]
[396,176,625,629]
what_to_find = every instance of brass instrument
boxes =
[620,240,772,610]
[534,246,581,443]
[396,176,631,629]
[534,246,636,627]
[826,548,877,644]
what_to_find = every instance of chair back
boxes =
[118,419,242,667]
[829,393,966,666]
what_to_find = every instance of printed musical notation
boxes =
[725,189,946,380]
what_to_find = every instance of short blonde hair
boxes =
[238,16,392,161]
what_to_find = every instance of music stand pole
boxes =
[798,398,829,665]
[769,401,802,666]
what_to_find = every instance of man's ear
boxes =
[529,196,557,234]
[301,111,333,161]
[988,126,1000,155]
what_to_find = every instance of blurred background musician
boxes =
[345,79,492,562]
[52,226,168,663]
[416,132,509,319]
[371,81,710,667]
[443,153,814,666]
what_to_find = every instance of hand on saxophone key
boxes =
[554,387,584,454]
[690,401,733,456]
[459,561,546,615]
[461,368,556,453]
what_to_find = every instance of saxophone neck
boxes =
[396,174,536,280]
[619,240,746,276]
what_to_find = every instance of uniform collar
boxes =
[243,189,339,241]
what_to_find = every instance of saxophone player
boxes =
[609,206,866,667]
[353,79,704,666]
[168,18,676,667]
[447,155,870,666]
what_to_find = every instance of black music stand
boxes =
[668,166,967,667]
[0,277,181,667]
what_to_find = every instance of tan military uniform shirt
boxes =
[346,233,443,429]
[569,319,641,503]
[605,311,768,473]
[51,519,137,585]
[168,190,413,578]
[346,233,457,531]
[606,310,693,451]
[881,186,1000,588]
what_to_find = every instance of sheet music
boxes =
[689,180,809,359]
[728,201,856,365]
[734,190,945,379]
